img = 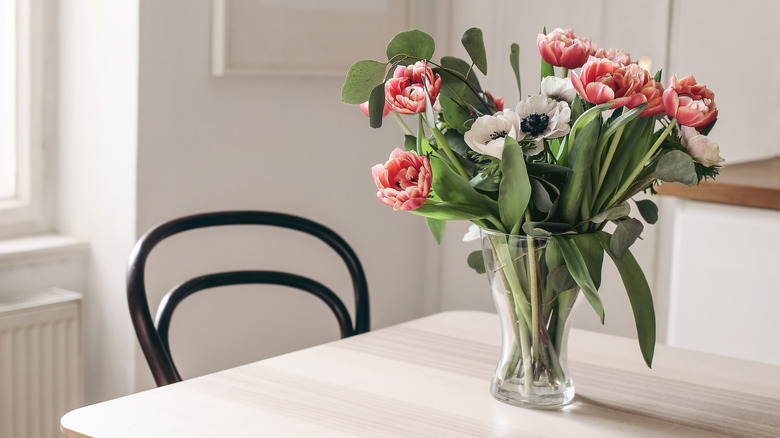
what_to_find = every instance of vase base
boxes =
[490,382,575,409]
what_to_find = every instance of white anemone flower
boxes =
[463,110,522,160]
[515,94,571,155]
[540,76,576,104]
[462,224,481,242]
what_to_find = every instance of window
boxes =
[0,0,46,236]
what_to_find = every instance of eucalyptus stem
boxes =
[392,111,414,136]
[609,119,676,207]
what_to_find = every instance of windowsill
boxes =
[657,157,780,210]
[0,233,89,269]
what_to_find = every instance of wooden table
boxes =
[61,311,780,437]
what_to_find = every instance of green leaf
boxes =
[403,134,416,152]
[498,138,531,232]
[558,114,602,225]
[509,43,521,96]
[461,28,487,75]
[596,231,656,367]
[341,60,387,104]
[554,236,604,323]
[467,250,486,274]
[438,96,473,135]
[654,150,697,186]
[526,162,572,176]
[426,217,446,244]
[410,200,488,220]
[440,56,482,90]
[635,199,658,224]
[367,83,385,128]
[590,202,630,224]
[438,57,487,114]
[530,177,553,213]
[610,218,644,258]
[429,155,498,216]
[386,29,435,60]
[571,233,604,290]
[521,221,573,237]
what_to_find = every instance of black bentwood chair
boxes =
[126,211,370,387]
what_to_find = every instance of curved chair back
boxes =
[127,211,370,386]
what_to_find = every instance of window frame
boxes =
[0,0,47,237]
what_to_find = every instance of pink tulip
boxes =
[570,57,649,109]
[662,75,718,128]
[371,148,432,211]
[625,79,666,117]
[384,61,441,115]
[359,101,392,118]
[486,91,504,111]
[594,47,632,65]
[537,28,596,69]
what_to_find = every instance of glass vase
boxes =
[480,229,582,409]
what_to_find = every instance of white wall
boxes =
[56,0,139,402]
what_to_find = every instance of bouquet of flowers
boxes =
[342,27,723,404]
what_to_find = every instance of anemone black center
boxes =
[521,113,550,137]
[489,130,508,141]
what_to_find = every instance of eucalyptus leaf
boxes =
[439,96,473,135]
[610,218,644,258]
[548,265,577,292]
[368,83,386,128]
[498,138,531,232]
[440,57,482,91]
[590,202,630,224]
[521,221,573,236]
[403,134,416,152]
[509,43,521,96]
[341,60,387,104]
[386,29,435,60]
[635,199,658,224]
[596,231,656,367]
[461,28,487,75]
[467,250,486,274]
[654,150,697,186]
[554,236,604,323]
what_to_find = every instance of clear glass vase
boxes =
[480,229,582,409]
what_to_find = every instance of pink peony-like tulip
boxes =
[662,75,718,128]
[371,148,432,211]
[537,28,596,69]
[384,61,441,115]
[486,90,504,111]
[570,57,650,109]
[594,47,632,65]
[625,79,666,117]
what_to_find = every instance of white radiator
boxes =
[0,288,83,438]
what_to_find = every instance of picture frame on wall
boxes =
[211,0,414,77]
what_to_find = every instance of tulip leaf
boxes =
[461,28,487,75]
[403,134,416,152]
[526,162,572,176]
[635,199,658,224]
[467,250,486,274]
[426,217,446,244]
[386,29,435,61]
[571,233,604,290]
[558,114,602,225]
[654,150,697,187]
[549,265,577,292]
[596,231,656,368]
[429,155,499,217]
[610,217,644,258]
[554,235,604,323]
[510,43,521,96]
[498,138,531,232]
[530,177,553,213]
[368,83,386,128]
[341,60,387,105]
[410,200,487,220]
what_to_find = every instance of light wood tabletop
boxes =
[61,311,780,437]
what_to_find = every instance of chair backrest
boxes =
[127,210,370,387]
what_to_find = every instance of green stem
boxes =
[561,67,569,79]
[524,213,541,374]
[427,119,470,180]
[609,119,676,207]
[392,111,414,136]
